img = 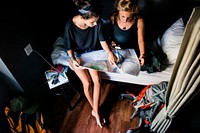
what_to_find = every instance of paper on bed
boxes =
[80,49,140,76]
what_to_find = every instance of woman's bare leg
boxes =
[70,61,93,108]
[70,61,105,127]
[89,69,105,127]
[89,69,101,113]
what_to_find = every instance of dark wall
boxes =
[0,0,77,91]
[0,7,48,132]
[138,0,198,44]
[0,1,76,132]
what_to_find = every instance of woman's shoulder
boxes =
[137,17,144,25]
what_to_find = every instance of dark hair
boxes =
[73,0,100,19]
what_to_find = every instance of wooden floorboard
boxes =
[45,80,182,133]
[55,82,142,133]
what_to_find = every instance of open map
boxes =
[80,49,140,76]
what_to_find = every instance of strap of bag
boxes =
[4,106,18,133]
[135,85,151,102]
[35,111,48,133]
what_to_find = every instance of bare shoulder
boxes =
[138,17,144,24]
[137,18,145,27]
[72,15,80,23]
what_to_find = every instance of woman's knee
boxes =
[93,78,101,87]
[82,79,91,89]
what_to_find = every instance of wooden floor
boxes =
[44,80,182,133]
[58,83,142,133]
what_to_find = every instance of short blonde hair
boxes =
[114,0,139,14]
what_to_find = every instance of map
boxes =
[80,49,140,76]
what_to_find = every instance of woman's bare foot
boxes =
[92,110,106,128]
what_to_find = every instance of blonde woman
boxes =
[110,0,145,65]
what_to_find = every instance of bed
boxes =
[100,66,173,85]
[51,17,185,85]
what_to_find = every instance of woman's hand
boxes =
[70,57,83,70]
[139,56,145,66]
[108,52,118,68]
[100,41,119,68]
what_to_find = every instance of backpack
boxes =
[4,106,51,133]
[119,81,168,132]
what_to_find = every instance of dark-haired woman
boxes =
[63,0,116,128]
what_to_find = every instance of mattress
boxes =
[100,65,174,85]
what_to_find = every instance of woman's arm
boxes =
[137,18,145,65]
[100,41,117,66]
[67,49,80,68]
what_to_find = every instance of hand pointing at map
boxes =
[108,52,118,68]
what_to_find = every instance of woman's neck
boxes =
[117,17,134,30]
[73,15,89,29]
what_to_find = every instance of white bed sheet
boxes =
[100,65,174,85]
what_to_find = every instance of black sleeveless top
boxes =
[112,18,139,55]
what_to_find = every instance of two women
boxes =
[61,0,145,128]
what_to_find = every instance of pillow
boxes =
[160,18,185,64]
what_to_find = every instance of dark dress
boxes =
[110,17,166,73]
[111,18,140,56]
[63,18,105,54]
